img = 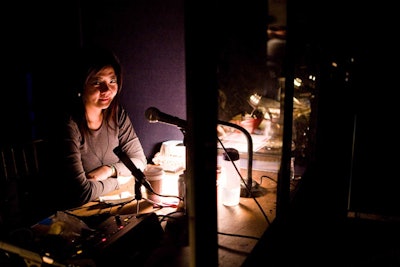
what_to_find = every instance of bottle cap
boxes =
[223,148,239,161]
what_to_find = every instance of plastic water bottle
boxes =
[220,148,241,206]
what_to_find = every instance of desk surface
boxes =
[60,169,288,267]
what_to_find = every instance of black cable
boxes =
[217,231,260,241]
[152,192,183,202]
[158,210,186,224]
[260,174,277,183]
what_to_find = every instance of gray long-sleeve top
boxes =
[53,107,147,207]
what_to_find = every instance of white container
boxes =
[220,148,241,206]
[143,164,164,203]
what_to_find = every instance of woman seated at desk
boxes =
[45,46,147,210]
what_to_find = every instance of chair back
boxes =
[0,139,49,236]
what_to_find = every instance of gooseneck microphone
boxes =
[145,107,187,129]
[113,146,154,193]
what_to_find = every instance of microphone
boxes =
[113,146,154,193]
[145,107,187,129]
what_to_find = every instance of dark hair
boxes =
[76,46,123,94]
[69,46,123,135]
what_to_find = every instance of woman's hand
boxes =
[86,165,114,181]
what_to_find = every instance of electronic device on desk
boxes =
[0,212,164,267]
[85,212,164,266]
[152,140,185,173]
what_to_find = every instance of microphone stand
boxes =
[218,120,264,197]
[113,146,158,213]
[134,179,143,214]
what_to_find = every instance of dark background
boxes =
[2,0,187,160]
[1,0,400,261]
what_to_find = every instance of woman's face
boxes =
[83,66,118,110]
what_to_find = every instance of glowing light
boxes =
[42,256,54,264]
[249,93,261,107]
[294,78,302,87]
